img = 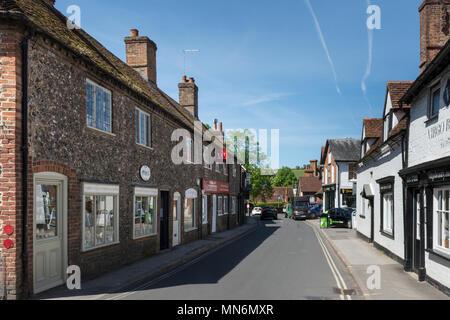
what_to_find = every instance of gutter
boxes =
[20,27,35,298]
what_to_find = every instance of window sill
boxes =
[426,248,450,262]
[87,125,115,137]
[133,233,157,241]
[425,115,439,125]
[82,240,120,253]
[380,230,395,240]
[136,143,153,151]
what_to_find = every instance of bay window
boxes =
[133,187,157,239]
[435,188,450,253]
[83,183,119,251]
[86,79,112,133]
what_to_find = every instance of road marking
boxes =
[104,226,257,300]
[311,226,352,300]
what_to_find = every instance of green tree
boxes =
[272,167,297,187]
[246,164,274,202]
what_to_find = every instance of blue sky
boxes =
[56,0,422,168]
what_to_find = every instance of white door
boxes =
[172,193,181,247]
[212,195,217,233]
[34,174,67,294]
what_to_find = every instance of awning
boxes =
[361,184,374,199]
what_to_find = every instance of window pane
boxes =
[105,196,115,244]
[143,196,156,235]
[86,82,95,127]
[36,184,58,240]
[184,198,195,230]
[438,191,443,210]
[84,196,95,249]
[140,112,146,145]
[135,197,143,237]
[445,211,449,249]
[146,114,151,147]
[445,191,449,211]
[95,196,106,246]
[135,110,139,144]
[432,88,440,116]
[103,91,111,132]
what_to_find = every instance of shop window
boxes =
[218,196,223,216]
[86,79,112,133]
[135,108,151,147]
[224,196,229,214]
[184,189,197,231]
[202,195,208,224]
[83,183,119,251]
[435,189,450,253]
[133,188,157,239]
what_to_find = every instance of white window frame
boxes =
[133,187,158,240]
[202,195,208,224]
[135,107,152,148]
[382,192,394,235]
[82,183,120,252]
[434,187,450,256]
[186,137,194,164]
[86,79,113,134]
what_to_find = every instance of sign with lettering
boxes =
[140,165,151,182]
[406,175,419,184]
[202,180,230,194]
[428,170,450,182]
[380,183,393,193]
[341,189,353,194]
[427,118,450,150]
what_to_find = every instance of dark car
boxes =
[261,206,277,220]
[310,203,323,216]
[326,208,354,229]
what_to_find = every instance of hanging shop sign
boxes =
[140,165,151,182]
[341,189,353,194]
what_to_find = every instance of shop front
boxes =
[400,158,450,289]
[202,179,230,234]
[341,188,356,209]
[323,184,336,211]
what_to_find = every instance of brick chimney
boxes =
[419,0,450,73]
[178,75,198,118]
[310,160,318,176]
[124,29,157,85]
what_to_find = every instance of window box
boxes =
[86,79,112,133]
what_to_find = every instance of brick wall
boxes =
[0,21,24,299]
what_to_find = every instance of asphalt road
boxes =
[104,216,360,300]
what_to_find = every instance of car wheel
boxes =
[347,219,352,229]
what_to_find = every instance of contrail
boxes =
[362,0,374,113]
[304,0,341,95]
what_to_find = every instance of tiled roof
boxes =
[387,81,413,109]
[1,0,196,129]
[327,138,361,162]
[363,118,382,139]
[298,177,322,194]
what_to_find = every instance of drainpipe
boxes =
[20,28,34,297]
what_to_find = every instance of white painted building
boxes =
[397,0,450,295]
[356,83,412,263]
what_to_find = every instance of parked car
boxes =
[252,207,262,216]
[261,206,277,220]
[324,208,354,229]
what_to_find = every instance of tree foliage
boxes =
[272,167,297,187]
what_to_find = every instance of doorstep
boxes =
[306,220,449,300]
[32,218,258,300]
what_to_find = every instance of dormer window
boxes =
[429,84,441,119]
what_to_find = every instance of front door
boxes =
[34,174,67,294]
[160,191,170,250]
[172,193,181,247]
[370,199,374,243]
[212,195,217,233]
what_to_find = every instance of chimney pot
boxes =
[219,122,223,132]
[130,29,139,37]
[182,75,187,83]
[214,119,218,130]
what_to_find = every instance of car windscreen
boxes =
[294,201,309,208]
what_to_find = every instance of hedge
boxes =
[252,202,288,209]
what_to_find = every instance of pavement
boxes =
[33,217,258,300]
[306,219,449,300]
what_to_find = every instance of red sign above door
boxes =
[202,179,230,194]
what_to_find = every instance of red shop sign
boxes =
[202,179,230,194]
